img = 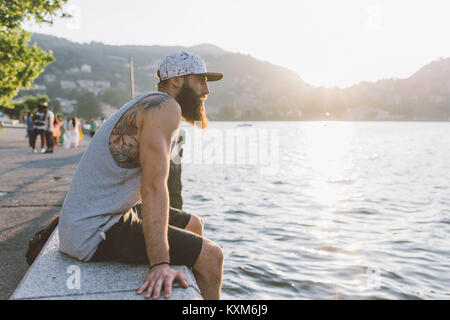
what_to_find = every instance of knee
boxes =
[188,214,204,236]
[194,239,224,273]
[213,243,224,267]
[209,240,223,263]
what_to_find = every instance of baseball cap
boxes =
[157,51,223,82]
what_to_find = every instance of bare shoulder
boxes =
[140,95,181,130]
[140,94,178,111]
[109,93,180,169]
[141,94,180,120]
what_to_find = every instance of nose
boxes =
[202,82,210,96]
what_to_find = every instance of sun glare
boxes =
[301,122,358,206]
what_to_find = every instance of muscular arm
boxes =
[137,96,189,299]
[110,94,187,299]
[138,96,181,266]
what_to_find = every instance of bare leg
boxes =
[185,214,222,299]
[192,238,223,300]
[185,214,203,236]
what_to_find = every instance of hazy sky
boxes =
[25,0,450,88]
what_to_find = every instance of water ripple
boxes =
[182,122,450,299]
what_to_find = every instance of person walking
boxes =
[59,118,67,146]
[52,116,63,148]
[88,118,98,138]
[26,112,34,152]
[65,117,81,148]
[42,104,55,153]
[31,103,47,153]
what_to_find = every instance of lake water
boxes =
[180,121,450,299]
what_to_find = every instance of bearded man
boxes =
[58,52,224,300]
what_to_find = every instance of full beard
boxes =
[175,80,209,129]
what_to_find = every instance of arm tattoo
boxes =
[141,94,170,112]
[109,94,171,168]
[109,107,140,168]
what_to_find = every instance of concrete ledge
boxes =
[10,227,202,300]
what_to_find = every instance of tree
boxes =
[75,92,102,119]
[0,0,69,108]
[0,93,49,119]
[216,104,238,120]
[99,88,131,109]
[48,98,61,113]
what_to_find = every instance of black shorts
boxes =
[91,204,203,268]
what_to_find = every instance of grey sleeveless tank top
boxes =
[59,90,171,261]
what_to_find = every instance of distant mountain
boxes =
[21,33,450,120]
[24,33,309,120]
[338,57,450,120]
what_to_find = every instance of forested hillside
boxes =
[14,33,450,121]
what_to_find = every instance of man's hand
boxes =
[137,264,189,300]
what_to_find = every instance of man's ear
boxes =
[169,76,184,89]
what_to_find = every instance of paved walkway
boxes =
[0,126,89,299]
